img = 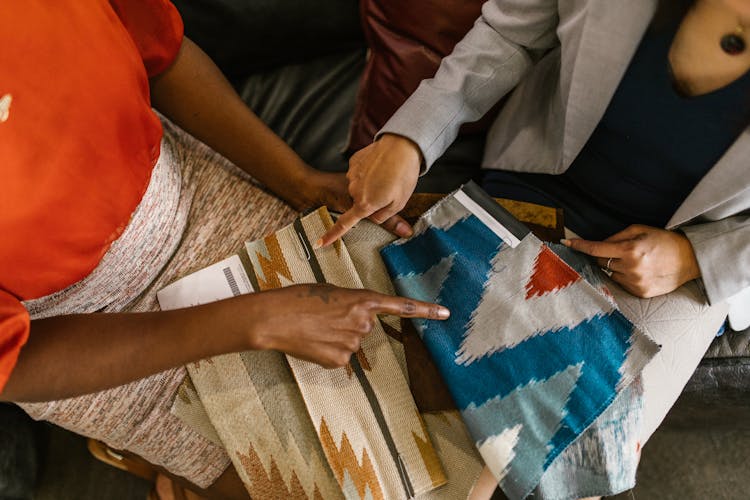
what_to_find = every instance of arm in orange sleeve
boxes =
[110,0,184,77]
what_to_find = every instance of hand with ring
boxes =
[562,224,702,298]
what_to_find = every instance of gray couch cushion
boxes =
[705,326,750,359]
[0,404,40,499]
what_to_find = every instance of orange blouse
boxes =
[0,0,184,392]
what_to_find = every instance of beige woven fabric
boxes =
[244,208,447,499]
[187,350,343,499]
[172,376,223,447]
[176,372,485,500]
[172,215,484,499]
[419,411,484,499]
[340,219,404,344]
[20,121,297,487]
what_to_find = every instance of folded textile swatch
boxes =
[534,379,643,499]
[159,257,343,499]
[380,182,659,500]
[188,350,343,499]
[245,208,446,500]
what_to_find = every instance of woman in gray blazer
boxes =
[321,0,749,498]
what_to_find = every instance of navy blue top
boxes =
[482,22,750,240]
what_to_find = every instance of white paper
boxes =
[454,190,522,248]
[157,255,254,311]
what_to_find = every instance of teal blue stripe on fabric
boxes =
[382,214,503,279]
[534,383,642,499]
[466,364,584,499]
[381,214,636,490]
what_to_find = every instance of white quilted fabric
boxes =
[608,280,729,442]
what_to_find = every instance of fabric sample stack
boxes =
[381,182,659,499]
[169,207,485,500]
[164,185,657,499]
[244,208,446,499]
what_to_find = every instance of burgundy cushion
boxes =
[348,0,492,152]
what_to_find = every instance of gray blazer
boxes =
[380,0,750,316]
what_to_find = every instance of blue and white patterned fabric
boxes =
[380,183,658,499]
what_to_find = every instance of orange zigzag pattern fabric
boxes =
[254,234,292,289]
[237,443,325,500]
[344,348,372,378]
[319,418,384,500]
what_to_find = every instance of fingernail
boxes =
[560,239,571,246]
[396,222,413,237]
[313,238,323,249]
[437,307,450,319]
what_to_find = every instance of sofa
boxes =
[2,1,747,497]
[174,0,750,430]
[0,403,43,499]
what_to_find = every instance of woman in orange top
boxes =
[0,1,448,498]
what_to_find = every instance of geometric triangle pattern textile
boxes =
[380,184,659,500]
[246,207,447,500]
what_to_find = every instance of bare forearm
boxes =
[2,282,451,402]
[2,299,254,402]
[149,38,315,208]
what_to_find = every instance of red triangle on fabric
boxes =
[525,245,581,299]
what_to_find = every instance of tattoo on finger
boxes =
[403,301,416,314]
[308,286,333,304]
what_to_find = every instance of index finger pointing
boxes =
[562,238,627,258]
[370,296,450,320]
[317,207,368,248]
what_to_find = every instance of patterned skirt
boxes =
[19,121,297,487]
